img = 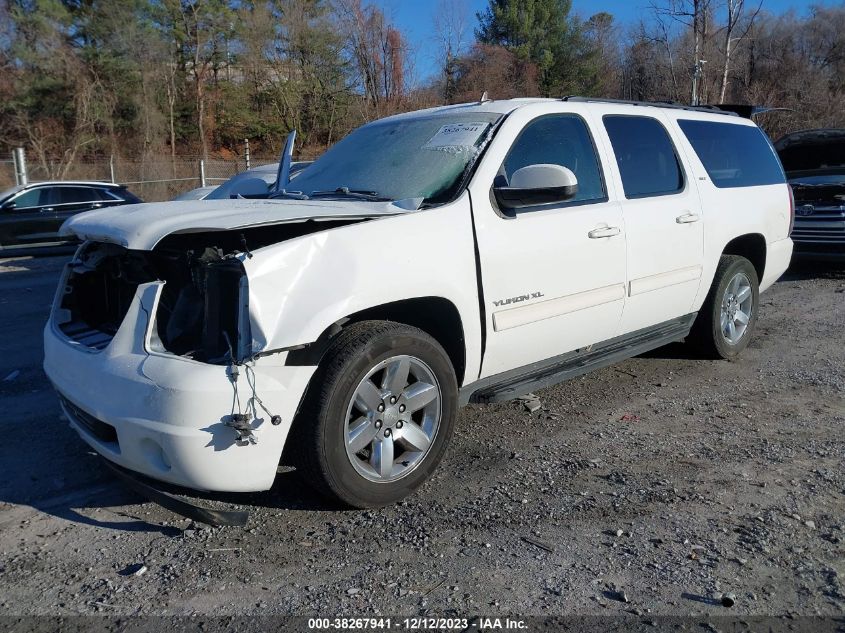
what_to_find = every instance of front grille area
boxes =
[792,205,845,245]
[59,394,119,445]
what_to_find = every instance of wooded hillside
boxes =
[1,0,842,173]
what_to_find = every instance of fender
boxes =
[241,192,483,382]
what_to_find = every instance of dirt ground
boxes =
[0,254,842,623]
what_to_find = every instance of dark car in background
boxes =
[0,181,141,252]
[775,129,845,261]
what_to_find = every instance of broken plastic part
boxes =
[391,197,425,211]
[225,413,257,445]
[102,459,249,527]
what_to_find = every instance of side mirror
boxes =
[2,200,16,211]
[493,164,578,212]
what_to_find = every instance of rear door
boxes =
[52,186,105,228]
[597,110,705,335]
[468,106,627,378]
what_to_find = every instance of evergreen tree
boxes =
[475,0,594,96]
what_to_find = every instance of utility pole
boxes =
[12,148,27,186]
[244,139,250,170]
[691,59,707,106]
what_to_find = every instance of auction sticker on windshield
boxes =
[423,122,489,151]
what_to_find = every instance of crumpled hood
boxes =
[60,198,407,250]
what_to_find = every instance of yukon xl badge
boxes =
[493,292,544,307]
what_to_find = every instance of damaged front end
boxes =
[56,239,251,364]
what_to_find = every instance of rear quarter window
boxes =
[677,120,785,188]
[107,187,142,203]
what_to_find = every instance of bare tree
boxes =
[452,43,539,102]
[336,0,407,119]
[433,0,469,102]
[649,0,715,103]
[718,0,763,103]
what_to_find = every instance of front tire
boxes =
[293,320,458,508]
[689,255,760,359]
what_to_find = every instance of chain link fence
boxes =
[0,159,15,192]
[0,152,283,202]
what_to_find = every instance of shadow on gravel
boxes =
[3,452,336,535]
[36,492,184,537]
[144,468,340,515]
[680,592,722,606]
[637,341,696,361]
[0,449,184,536]
[782,258,845,281]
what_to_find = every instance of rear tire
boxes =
[689,255,760,359]
[292,320,458,508]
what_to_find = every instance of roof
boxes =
[377,98,551,123]
[26,180,119,187]
[375,96,744,126]
[1,180,125,201]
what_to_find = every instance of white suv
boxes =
[45,97,793,509]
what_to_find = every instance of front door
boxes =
[0,187,57,248]
[469,110,627,379]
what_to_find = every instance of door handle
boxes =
[676,212,701,224]
[588,226,621,239]
[41,207,54,213]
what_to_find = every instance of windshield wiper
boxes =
[268,190,310,200]
[310,187,392,202]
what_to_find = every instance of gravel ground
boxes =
[0,254,842,621]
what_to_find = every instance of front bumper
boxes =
[44,278,317,493]
[791,241,845,261]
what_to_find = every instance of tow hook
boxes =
[225,413,258,445]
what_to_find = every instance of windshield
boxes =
[206,169,276,200]
[289,112,501,204]
[0,185,23,202]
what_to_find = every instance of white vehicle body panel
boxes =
[44,276,317,491]
[243,193,482,380]
[665,109,793,299]
[467,102,627,378]
[60,198,405,250]
[45,97,793,493]
[590,106,707,335]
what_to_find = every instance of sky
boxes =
[371,0,841,83]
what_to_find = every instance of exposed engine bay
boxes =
[57,240,249,363]
[55,220,363,363]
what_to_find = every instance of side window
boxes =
[56,187,98,204]
[677,119,785,188]
[603,115,685,198]
[9,188,47,209]
[503,114,606,205]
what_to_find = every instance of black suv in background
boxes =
[775,129,845,261]
[0,181,141,251]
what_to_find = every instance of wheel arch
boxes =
[721,233,766,281]
[286,296,468,387]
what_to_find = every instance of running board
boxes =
[461,313,697,405]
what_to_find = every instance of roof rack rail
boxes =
[559,96,739,117]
